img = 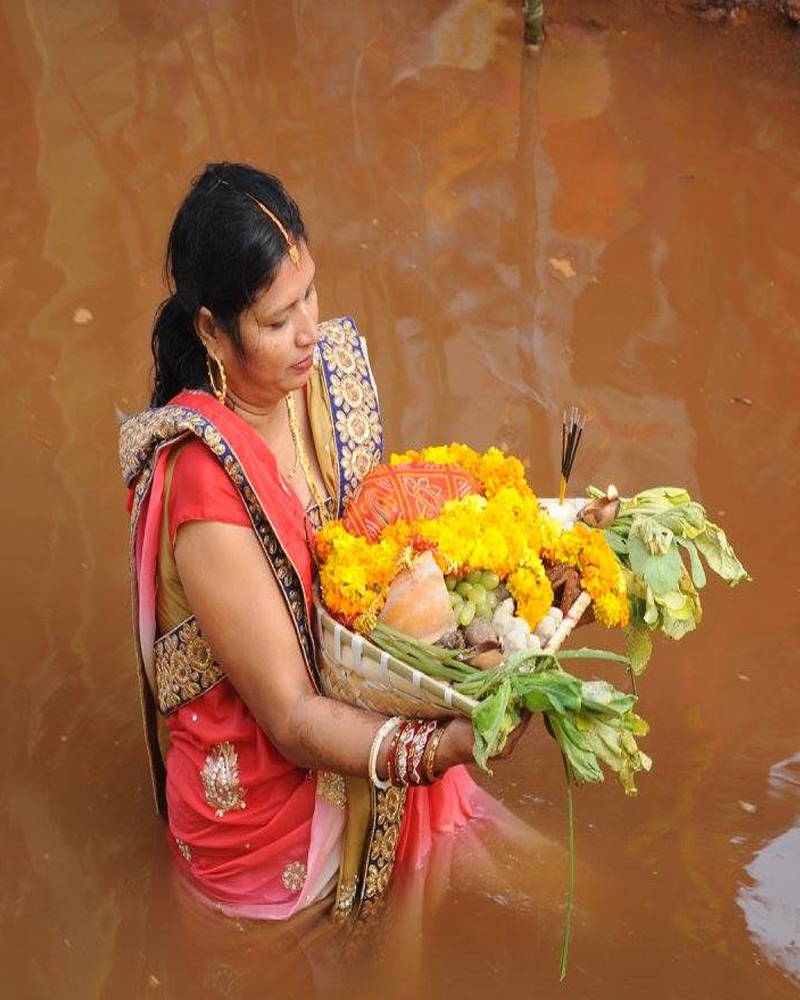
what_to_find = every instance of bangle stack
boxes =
[381,718,450,789]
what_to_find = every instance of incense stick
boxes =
[560,406,586,504]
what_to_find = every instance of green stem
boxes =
[559,753,575,981]
[628,666,638,697]
[554,648,632,666]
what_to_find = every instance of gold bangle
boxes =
[423,724,448,784]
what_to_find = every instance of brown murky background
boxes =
[2,0,799,997]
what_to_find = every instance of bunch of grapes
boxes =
[445,570,503,627]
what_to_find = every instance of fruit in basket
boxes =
[464,618,503,669]
[377,549,456,643]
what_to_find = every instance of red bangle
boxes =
[394,721,420,787]
[409,721,438,785]
[423,723,448,783]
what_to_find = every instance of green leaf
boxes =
[676,537,707,589]
[547,714,604,786]
[580,680,637,718]
[624,624,653,675]
[627,526,683,596]
[472,678,517,771]
[515,670,582,715]
[603,528,629,554]
[643,586,660,626]
[694,523,751,585]
[577,717,652,796]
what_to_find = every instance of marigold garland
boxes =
[316,443,627,633]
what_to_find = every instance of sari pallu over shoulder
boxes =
[119,317,404,920]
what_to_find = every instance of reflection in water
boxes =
[3,0,800,997]
[738,753,800,984]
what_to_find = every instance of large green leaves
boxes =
[595,484,750,664]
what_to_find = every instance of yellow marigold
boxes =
[543,522,628,628]
[318,445,627,633]
[506,559,554,631]
[390,443,532,501]
[315,521,407,625]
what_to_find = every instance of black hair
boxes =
[149,162,308,407]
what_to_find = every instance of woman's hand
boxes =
[430,710,532,776]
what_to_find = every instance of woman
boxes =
[119,162,531,923]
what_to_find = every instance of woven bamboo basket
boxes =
[314,599,477,719]
[314,497,592,719]
[314,591,590,720]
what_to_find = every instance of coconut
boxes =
[377,550,456,643]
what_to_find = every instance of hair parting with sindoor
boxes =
[149,162,308,408]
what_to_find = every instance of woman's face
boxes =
[204,239,319,411]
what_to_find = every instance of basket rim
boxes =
[313,592,479,717]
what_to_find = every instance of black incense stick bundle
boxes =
[560,406,586,503]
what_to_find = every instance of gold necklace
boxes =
[230,394,299,479]
[285,393,331,523]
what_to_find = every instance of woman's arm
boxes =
[174,521,491,780]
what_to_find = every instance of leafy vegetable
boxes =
[589,484,751,666]
[369,623,650,793]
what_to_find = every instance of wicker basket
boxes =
[314,497,592,719]
[314,589,591,721]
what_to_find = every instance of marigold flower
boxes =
[318,445,627,633]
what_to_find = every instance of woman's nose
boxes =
[295,303,318,346]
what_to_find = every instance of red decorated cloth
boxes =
[343,462,482,541]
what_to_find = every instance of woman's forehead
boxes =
[252,242,314,316]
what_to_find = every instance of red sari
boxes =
[120,319,495,921]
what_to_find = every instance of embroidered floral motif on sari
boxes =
[281,861,307,893]
[316,771,347,809]
[201,742,247,817]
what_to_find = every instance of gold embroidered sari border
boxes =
[154,615,225,715]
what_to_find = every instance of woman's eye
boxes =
[268,316,289,330]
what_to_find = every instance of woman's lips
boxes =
[290,354,313,372]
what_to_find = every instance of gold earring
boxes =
[206,354,227,404]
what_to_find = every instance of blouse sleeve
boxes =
[167,438,251,546]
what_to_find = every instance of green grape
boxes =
[470,582,487,605]
[445,575,457,592]
[476,604,493,622]
[484,590,498,612]
[455,581,473,599]
[449,592,465,611]
[459,602,476,627]
[480,571,501,591]
[466,569,483,585]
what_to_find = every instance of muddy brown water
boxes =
[2,0,799,997]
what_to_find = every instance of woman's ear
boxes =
[195,306,221,357]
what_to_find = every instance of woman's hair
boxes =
[149,162,308,407]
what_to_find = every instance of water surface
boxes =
[2,0,799,997]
